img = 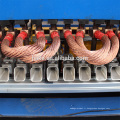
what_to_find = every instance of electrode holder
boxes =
[0,58,15,82]
[2,57,15,74]
[63,54,75,81]
[30,64,43,82]
[94,65,107,81]
[79,61,91,81]
[108,61,120,80]
[47,55,59,82]
[14,60,27,82]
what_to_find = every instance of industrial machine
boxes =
[0,0,120,118]
[0,19,120,93]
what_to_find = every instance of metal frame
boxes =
[0,0,120,20]
[0,81,120,93]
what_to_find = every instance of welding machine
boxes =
[0,0,120,118]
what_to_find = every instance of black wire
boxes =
[62,108,120,117]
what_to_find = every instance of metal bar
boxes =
[0,82,120,93]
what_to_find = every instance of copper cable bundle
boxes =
[20,31,60,63]
[64,30,119,65]
[1,31,60,64]
[1,31,46,58]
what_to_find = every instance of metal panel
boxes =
[0,97,120,116]
[0,0,120,20]
[0,82,120,93]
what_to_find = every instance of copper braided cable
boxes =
[75,31,110,64]
[75,30,119,65]
[76,33,110,59]
[1,31,46,58]
[98,33,119,64]
[65,30,110,64]
[14,36,24,47]
[65,30,118,65]
[67,35,110,65]
[20,31,60,63]
[12,37,46,58]
[14,31,46,57]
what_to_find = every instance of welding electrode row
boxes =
[0,30,120,82]
[0,59,120,82]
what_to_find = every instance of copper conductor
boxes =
[66,30,119,65]
[1,32,46,58]
[20,36,60,63]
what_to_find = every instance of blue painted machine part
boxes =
[0,0,120,20]
[0,0,120,117]
[0,97,120,116]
